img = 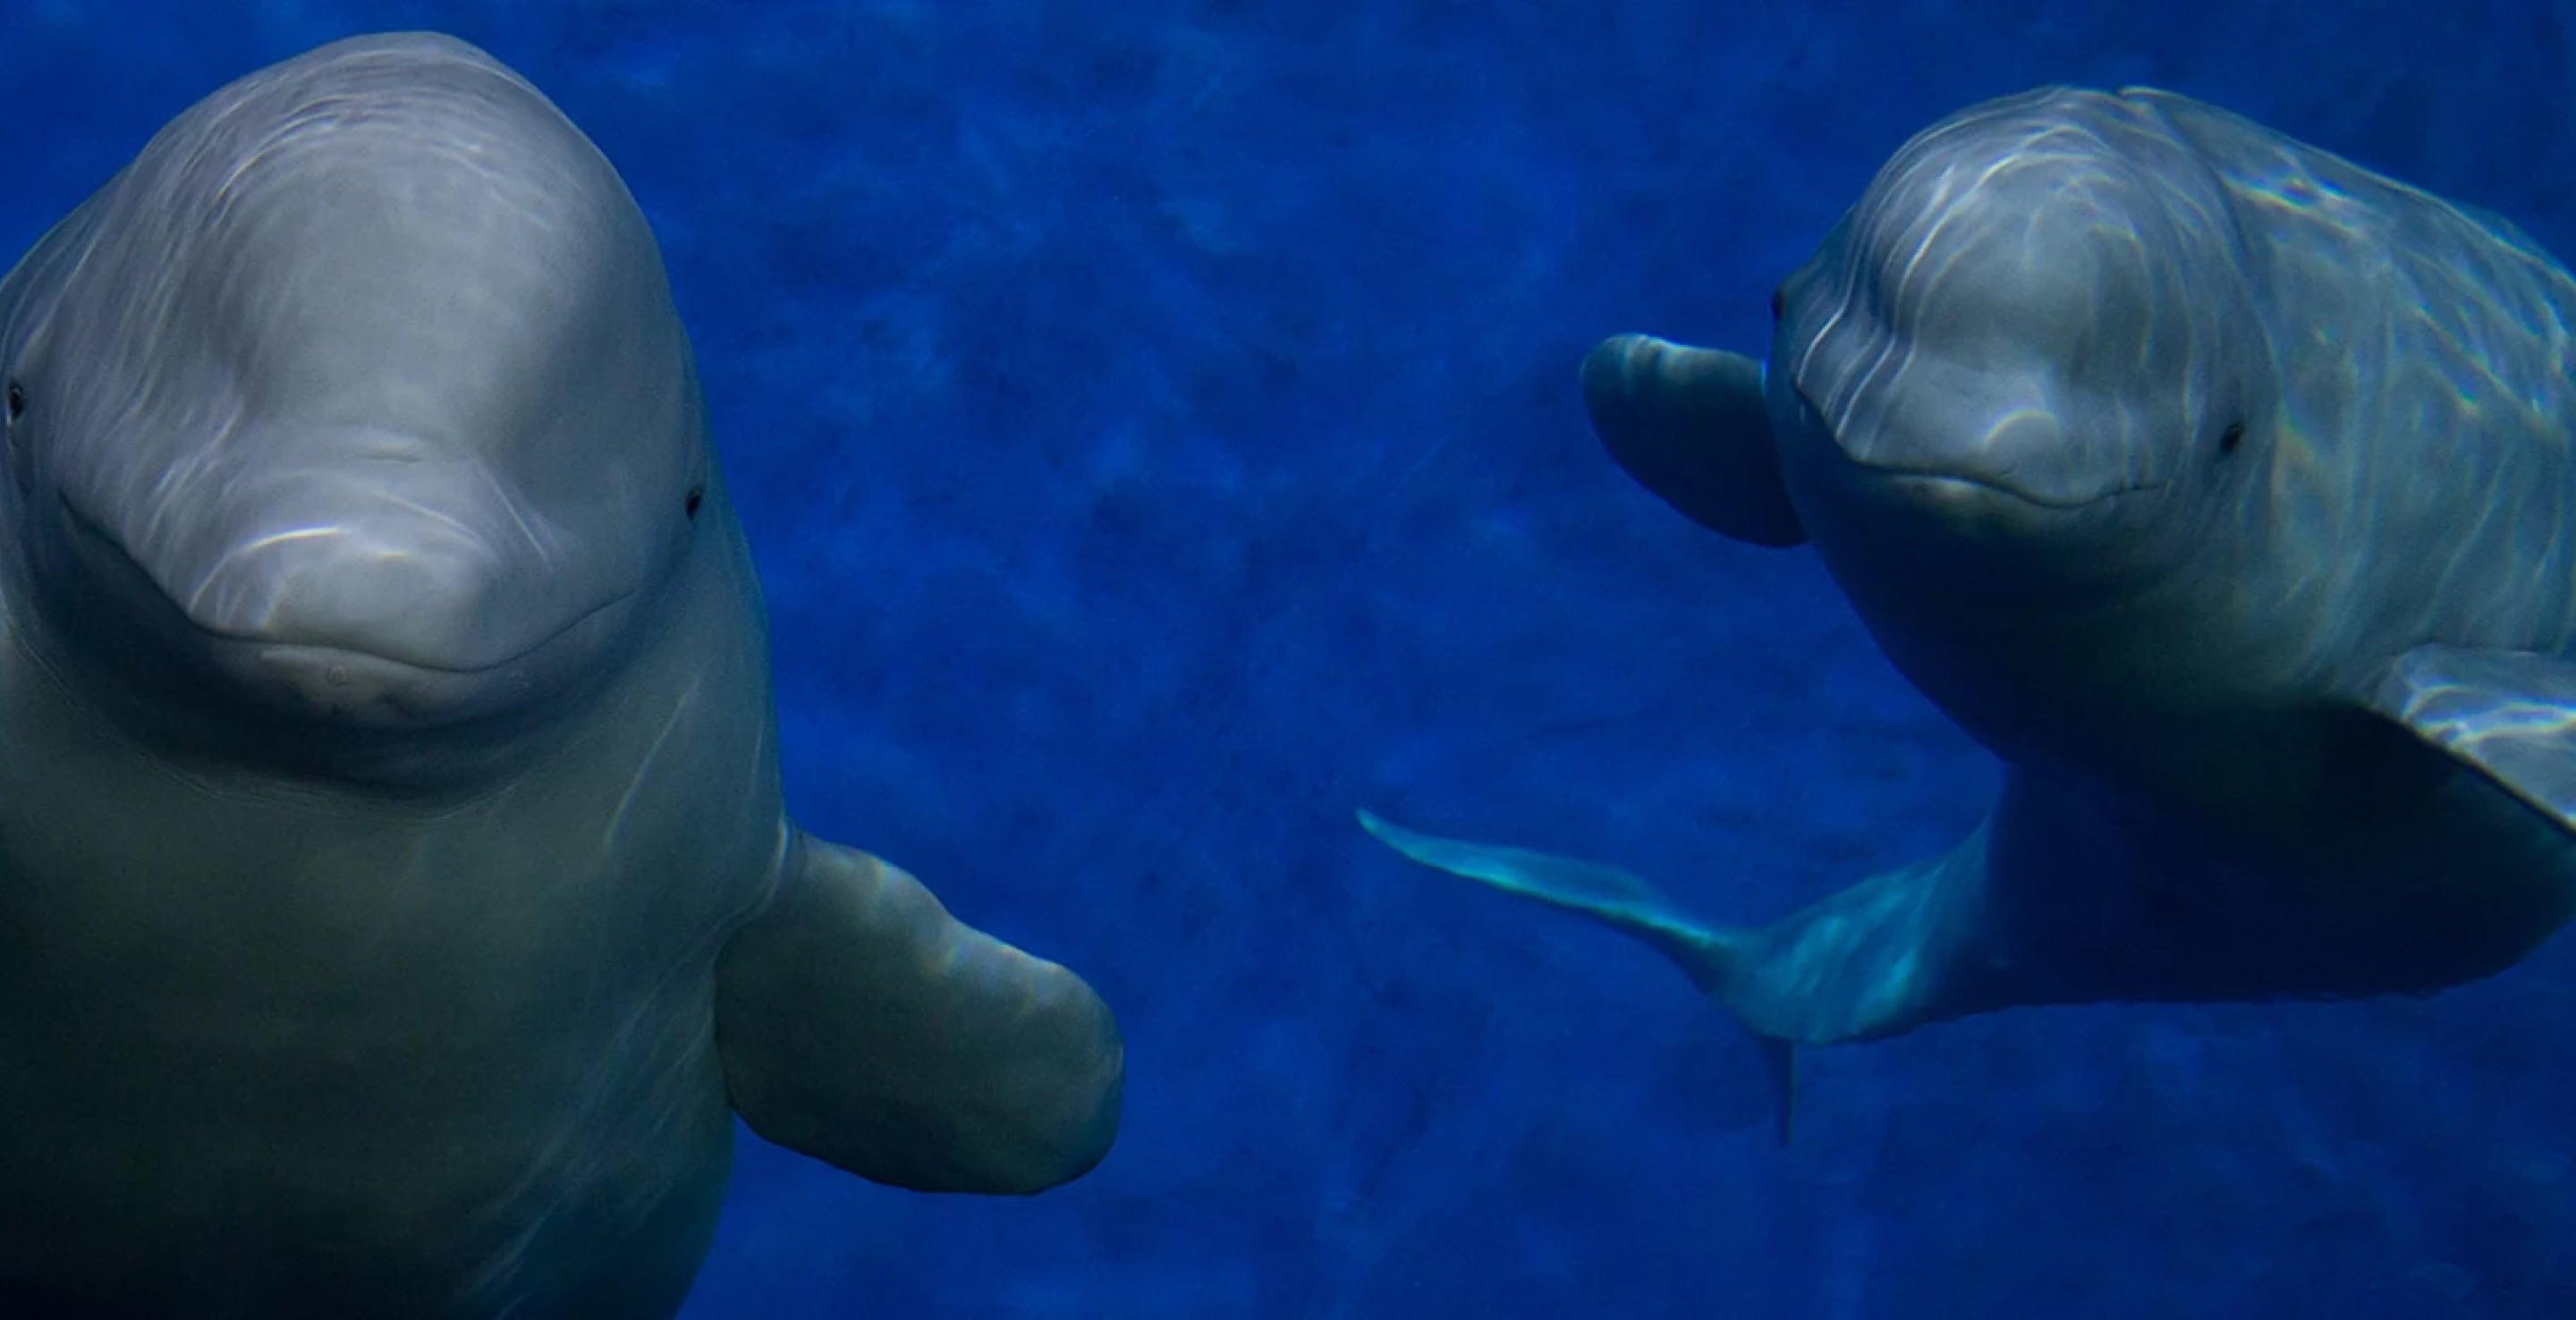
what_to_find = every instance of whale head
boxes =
[1767,87,2276,590]
[0,33,709,734]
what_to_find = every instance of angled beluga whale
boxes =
[0,31,1119,1317]
[1363,85,2576,1136]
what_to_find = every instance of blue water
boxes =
[5,3,2574,1316]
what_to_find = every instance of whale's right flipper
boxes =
[1580,334,1806,547]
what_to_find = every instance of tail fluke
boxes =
[1356,808,1798,1141]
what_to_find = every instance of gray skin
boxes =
[0,32,1119,1317]
[1364,86,2576,1132]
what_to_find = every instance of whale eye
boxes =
[4,380,26,492]
[683,485,704,519]
[2217,421,2244,456]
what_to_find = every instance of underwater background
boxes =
[3,2,2572,1316]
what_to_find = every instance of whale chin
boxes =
[187,630,600,730]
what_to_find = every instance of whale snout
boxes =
[55,461,647,728]
[1812,369,2168,512]
[178,545,640,727]
[1,29,705,742]
[1766,348,2170,540]
[1765,86,2261,545]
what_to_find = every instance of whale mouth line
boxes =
[1785,378,2171,513]
[1860,465,2171,511]
[56,492,636,678]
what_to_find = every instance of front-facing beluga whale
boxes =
[1363,86,2576,1136]
[0,32,1119,1318]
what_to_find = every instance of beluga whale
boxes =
[1363,85,2576,1135]
[0,31,1119,1317]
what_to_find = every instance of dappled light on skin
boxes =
[1765,86,2576,722]
[220,523,347,557]
[1784,96,2225,512]
[1369,83,2576,1161]
[13,32,697,720]
[2195,114,2576,684]
[1736,837,1982,1043]
[2380,648,2576,829]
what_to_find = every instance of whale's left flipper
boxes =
[716,832,1123,1193]
[2367,644,2576,836]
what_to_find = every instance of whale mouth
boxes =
[1782,377,2171,519]
[1865,467,2170,512]
[53,492,637,727]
